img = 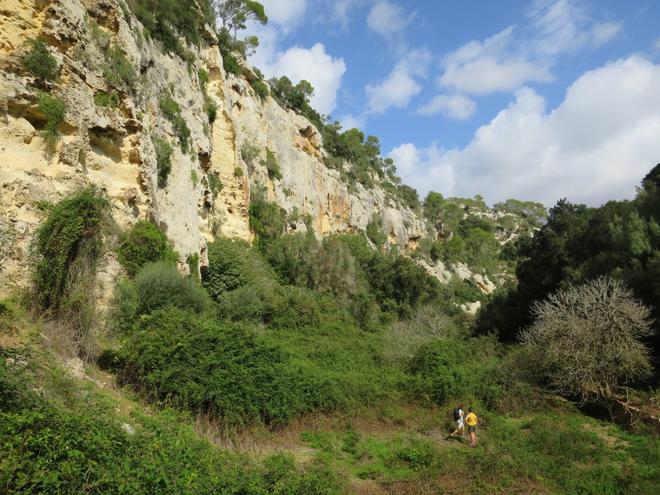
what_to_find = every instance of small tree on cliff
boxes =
[520,277,653,404]
[213,0,267,37]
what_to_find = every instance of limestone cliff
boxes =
[0,0,517,301]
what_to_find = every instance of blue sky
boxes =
[247,0,660,206]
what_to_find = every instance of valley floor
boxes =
[1,302,658,495]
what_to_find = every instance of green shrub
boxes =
[113,262,210,333]
[37,93,65,146]
[234,166,244,177]
[222,52,241,75]
[153,136,173,188]
[94,91,120,108]
[190,169,198,187]
[366,214,387,247]
[117,220,177,276]
[262,149,282,180]
[159,96,190,152]
[208,173,222,198]
[217,284,266,323]
[103,45,137,90]
[22,38,58,81]
[134,262,208,313]
[30,188,110,358]
[118,307,325,427]
[31,188,109,313]
[203,96,217,123]
[407,337,503,408]
[202,238,278,302]
[241,143,260,168]
[269,285,322,330]
[197,67,209,87]
[249,192,287,241]
[250,78,269,99]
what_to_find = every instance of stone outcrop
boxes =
[0,0,497,303]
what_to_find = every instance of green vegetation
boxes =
[261,149,282,180]
[248,191,287,241]
[94,91,120,108]
[191,169,199,187]
[250,78,269,99]
[159,96,191,152]
[30,188,110,358]
[117,220,178,277]
[203,96,218,123]
[152,136,173,188]
[103,45,137,91]
[208,173,223,198]
[366,214,387,248]
[22,38,58,82]
[127,0,215,60]
[234,166,244,177]
[477,164,660,372]
[37,93,66,146]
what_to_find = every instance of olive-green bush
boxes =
[22,39,58,81]
[117,221,177,276]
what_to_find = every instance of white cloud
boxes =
[439,27,553,95]
[366,63,421,114]
[392,56,660,206]
[417,94,476,120]
[528,0,622,56]
[338,113,365,130]
[258,0,308,31]
[437,1,622,96]
[264,43,346,115]
[390,142,456,194]
[367,1,413,38]
[364,49,431,114]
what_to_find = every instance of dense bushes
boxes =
[127,0,215,60]
[478,165,660,371]
[113,262,209,333]
[117,221,177,276]
[31,188,109,313]
[248,192,287,241]
[37,93,65,146]
[407,337,503,408]
[0,354,341,494]
[117,307,331,426]
[22,38,58,81]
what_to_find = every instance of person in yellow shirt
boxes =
[465,407,478,447]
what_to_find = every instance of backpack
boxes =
[453,408,461,421]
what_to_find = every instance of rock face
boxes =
[0,0,488,301]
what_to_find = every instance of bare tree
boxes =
[520,277,653,404]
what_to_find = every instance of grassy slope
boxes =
[1,300,658,495]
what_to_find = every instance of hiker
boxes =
[450,403,464,437]
[465,407,478,447]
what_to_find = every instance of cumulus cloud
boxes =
[391,56,660,206]
[417,94,476,120]
[367,1,413,38]
[258,0,308,31]
[528,0,622,55]
[366,63,421,114]
[264,43,346,115]
[438,0,622,96]
[439,27,553,95]
[365,49,431,114]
